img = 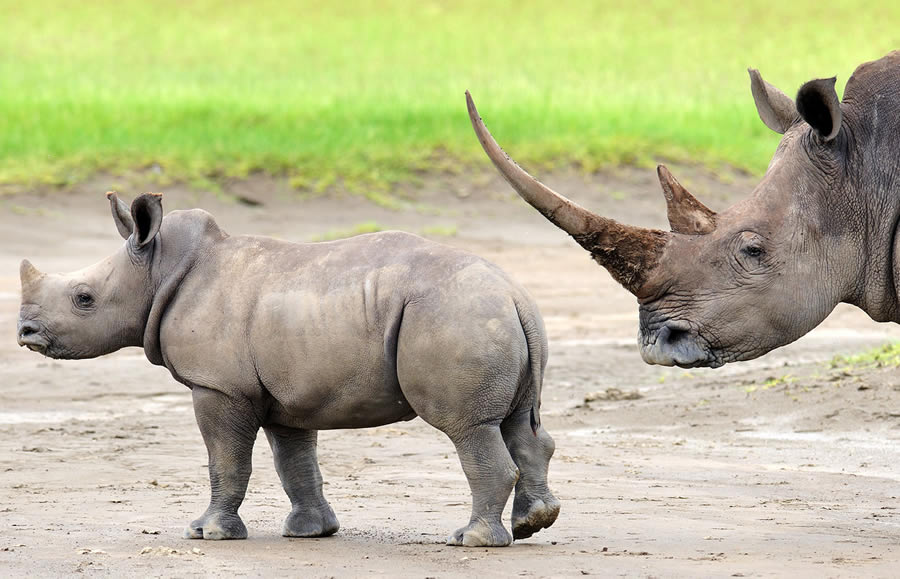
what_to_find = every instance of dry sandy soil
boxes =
[2,167,900,578]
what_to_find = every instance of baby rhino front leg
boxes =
[264,426,339,538]
[185,387,259,540]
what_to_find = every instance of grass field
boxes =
[1,0,897,190]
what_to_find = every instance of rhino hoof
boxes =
[184,512,247,540]
[446,519,512,547]
[282,505,340,538]
[512,496,561,540]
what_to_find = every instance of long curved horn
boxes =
[466,91,669,294]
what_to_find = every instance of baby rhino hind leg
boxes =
[445,423,519,547]
[397,296,528,546]
[264,426,340,538]
[501,410,560,539]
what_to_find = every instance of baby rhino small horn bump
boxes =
[656,165,717,235]
[20,259,43,285]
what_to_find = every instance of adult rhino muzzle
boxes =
[639,319,714,368]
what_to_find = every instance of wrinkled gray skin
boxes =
[16,193,560,546]
[468,51,900,369]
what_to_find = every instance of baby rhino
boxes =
[16,193,559,546]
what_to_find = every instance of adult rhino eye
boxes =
[75,293,94,308]
[742,245,764,258]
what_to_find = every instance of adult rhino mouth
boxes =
[639,319,723,369]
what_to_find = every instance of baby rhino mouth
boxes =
[17,319,50,355]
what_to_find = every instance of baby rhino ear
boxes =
[107,191,134,240]
[130,193,163,249]
[106,192,163,248]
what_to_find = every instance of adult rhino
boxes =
[16,193,560,546]
[467,51,900,369]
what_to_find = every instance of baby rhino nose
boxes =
[17,319,42,344]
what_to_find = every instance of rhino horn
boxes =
[466,91,670,294]
[20,259,44,288]
[656,165,717,235]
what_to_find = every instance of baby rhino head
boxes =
[17,193,163,359]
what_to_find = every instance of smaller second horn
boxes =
[657,165,717,235]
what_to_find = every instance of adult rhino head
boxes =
[467,51,900,368]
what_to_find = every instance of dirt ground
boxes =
[2,167,900,578]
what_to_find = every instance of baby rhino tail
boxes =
[514,297,548,434]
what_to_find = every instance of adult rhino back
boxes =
[16,196,559,547]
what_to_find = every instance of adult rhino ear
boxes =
[749,68,798,134]
[796,77,842,142]
[129,193,163,249]
[107,191,134,240]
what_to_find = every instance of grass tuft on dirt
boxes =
[830,342,900,370]
[2,1,898,190]
[309,221,385,242]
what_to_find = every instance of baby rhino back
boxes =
[165,230,533,431]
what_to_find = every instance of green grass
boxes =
[2,1,898,189]
[310,221,385,242]
[744,373,797,394]
[830,342,900,370]
[421,224,459,237]
[311,221,458,241]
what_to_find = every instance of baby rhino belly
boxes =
[255,337,414,430]
[266,384,416,430]
[250,282,415,429]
